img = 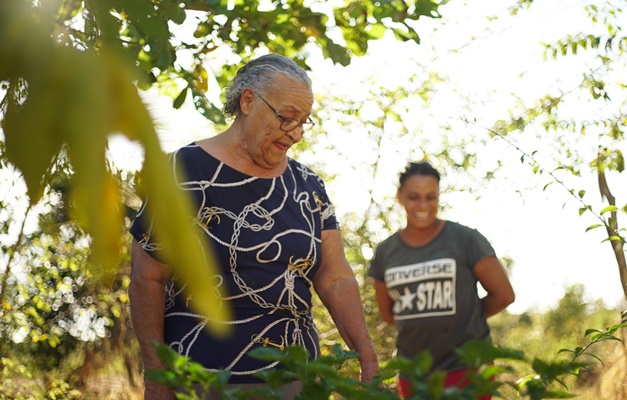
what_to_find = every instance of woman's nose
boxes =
[286,127,304,143]
[416,199,429,207]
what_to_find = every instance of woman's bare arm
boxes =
[312,229,379,382]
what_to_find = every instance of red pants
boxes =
[398,368,492,400]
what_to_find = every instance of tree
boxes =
[543,284,588,339]
[493,0,627,301]
[0,156,141,397]
[0,0,444,331]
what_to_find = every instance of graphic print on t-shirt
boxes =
[384,258,456,320]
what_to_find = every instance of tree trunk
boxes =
[597,167,627,302]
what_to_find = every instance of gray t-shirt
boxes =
[368,221,495,374]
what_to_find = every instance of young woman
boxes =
[368,162,515,399]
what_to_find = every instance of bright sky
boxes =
[108,0,627,314]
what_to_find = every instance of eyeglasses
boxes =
[255,93,316,132]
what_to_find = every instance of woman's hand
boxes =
[359,360,380,383]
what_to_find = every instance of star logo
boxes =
[400,287,416,311]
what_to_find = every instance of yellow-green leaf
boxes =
[366,23,386,40]
[600,205,618,215]
[140,145,233,337]
[2,77,64,203]
[61,50,123,283]
[105,50,232,336]
[173,87,188,109]
[585,224,602,232]
[194,64,209,92]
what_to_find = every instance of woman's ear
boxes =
[240,87,255,115]
[396,189,402,204]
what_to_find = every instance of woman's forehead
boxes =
[267,76,313,110]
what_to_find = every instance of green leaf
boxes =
[247,347,286,362]
[191,87,226,124]
[557,348,578,356]
[589,332,607,341]
[283,345,310,363]
[145,369,183,386]
[322,38,351,66]
[105,50,232,335]
[391,26,419,43]
[153,343,189,369]
[62,50,123,282]
[585,224,602,232]
[159,3,186,25]
[541,390,578,398]
[602,235,622,243]
[305,361,339,376]
[514,373,538,390]
[3,93,63,203]
[584,328,604,337]
[600,205,618,214]
[193,23,210,38]
[173,87,188,109]
[480,363,512,379]
[254,368,297,388]
[2,41,67,203]
[608,323,627,333]
[366,23,386,40]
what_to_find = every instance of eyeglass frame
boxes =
[254,92,316,132]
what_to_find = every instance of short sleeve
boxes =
[317,185,340,231]
[367,247,385,281]
[467,228,496,268]
[129,196,167,263]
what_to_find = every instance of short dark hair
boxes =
[223,54,312,118]
[398,162,441,189]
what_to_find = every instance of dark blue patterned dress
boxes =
[130,143,339,383]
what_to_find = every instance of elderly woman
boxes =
[129,54,378,399]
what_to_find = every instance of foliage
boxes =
[543,284,589,339]
[0,0,445,338]
[1,156,126,358]
[1,251,623,398]
[2,1,627,398]
[0,357,82,400]
[147,314,626,400]
[489,303,626,399]
[0,156,143,398]
[488,0,627,300]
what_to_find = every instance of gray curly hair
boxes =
[223,54,312,118]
